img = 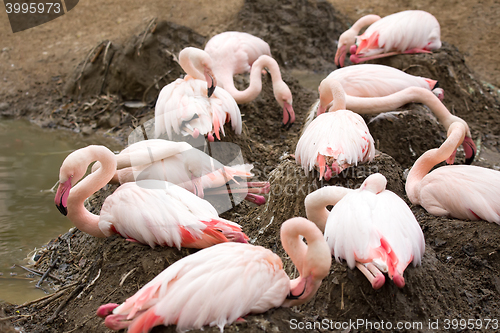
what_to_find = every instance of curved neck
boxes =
[179,47,210,81]
[319,78,346,112]
[346,87,471,134]
[351,14,381,34]
[281,217,331,307]
[406,123,466,203]
[304,186,352,232]
[221,55,283,104]
[67,146,117,237]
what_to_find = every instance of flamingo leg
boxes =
[355,262,385,289]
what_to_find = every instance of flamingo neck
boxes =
[319,77,346,113]
[406,123,465,204]
[67,146,117,238]
[304,186,351,232]
[221,55,283,104]
[351,14,381,34]
[179,47,210,81]
[280,217,331,307]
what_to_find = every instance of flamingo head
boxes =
[204,66,217,98]
[462,135,476,165]
[335,30,357,67]
[273,81,295,127]
[54,150,90,215]
[359,173,387,194]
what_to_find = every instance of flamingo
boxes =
[321,64,444,103]
[305,173,425,289]
[406,122,500,224]
[96,217,332,333]
[205,32,295,126]
[91,139,270,205]
[154,47,241,142]
[54,145,248,249]
[308,86,476,164]
[335,11,441,67]
[295,78,375,180]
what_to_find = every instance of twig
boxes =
[63,316,94,333]
[142,69,172,104]
[358,287,382,321]
[15,282,78,309]
[0,315,31,322]
[341,282,345,310]
[15,264,62,282]
[45,284,85,324]
[77,269,102,298]
[119,267,137,286]
[75,42,105,89]
[90,43,105,63]
[137,18,157,56]
[36,257,59,288]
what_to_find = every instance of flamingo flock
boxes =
[47,10,497,332]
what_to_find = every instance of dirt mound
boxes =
[3,0,500,332]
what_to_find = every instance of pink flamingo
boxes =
[335,11,441,66]
[322,64,444,103]
[96,217,331,332]
[54,145,248,249]
[406,122,500,224]
[154,47,241,142]
[205,32,295,126]
[296,78,375,180]
[310,86,476,164]
[92,139,270,205]
[305,173,425,289]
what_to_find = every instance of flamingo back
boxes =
[326,64,436,97]
[111,242,289,333]
[418,165,500,224]
[98,181,244,248]
[325,188,425,275]
[295,110,375,177]
[356,10,441,56]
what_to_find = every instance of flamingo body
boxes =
[97,218,332,332]
[204,31,271,90]
[55,145,247,249]
[350,10,441,64]
[325,64,442,99]
[305,173,424,288]
[296,110,375,180]
[154,75,241,141]
[406,122,500,224]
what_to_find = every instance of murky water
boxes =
[289,69,329,91]
[0,118,121,304]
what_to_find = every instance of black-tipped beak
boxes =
[462,136,477,165]
[54,179,71,216]
[56,202,68,216]
[286,283,306,300]
[207,79,216,98]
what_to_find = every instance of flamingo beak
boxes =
[462,136,476,165]
[55,179,71,216]
[205,68,217,98]
[334,45,347,68]
[282,102,295,129]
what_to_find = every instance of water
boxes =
[0,118,121,304]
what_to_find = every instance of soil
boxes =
[1,0,500,332]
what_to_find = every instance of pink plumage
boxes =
[351,10,441,64]
[306,173,425,289]
[54,145,248,249]
[92,139,270,206]
[296,77,375,180]
[154,47,242,142]
[204,31,295,125]
[325,64,443,99]
[406,122,500,224]
[97,217,332,332]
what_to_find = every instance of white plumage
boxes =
[295,110,375,179]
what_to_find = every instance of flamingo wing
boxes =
[107,242,289,333]
[357,10,441,56]
[98,181,245,248]
[295,110,375,177]
[326,64,437,97]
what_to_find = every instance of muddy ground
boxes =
[2,0,500,332]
